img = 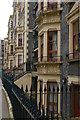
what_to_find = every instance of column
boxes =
[43,31,47,61]
[69,23,73,59]
[38,36,41,62]
[58,83,61,116]
[37,80,40,108]
[67,84,70,118]
[44,0,47,11]
[43,81,47,115]
[57,30,60,62]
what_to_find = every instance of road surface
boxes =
[0,78,10,119]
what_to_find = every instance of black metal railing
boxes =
[2,70,80,119]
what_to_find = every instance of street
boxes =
[0,78,10,119]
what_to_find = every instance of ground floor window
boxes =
[47,82,57,114]
[71,84,80,117]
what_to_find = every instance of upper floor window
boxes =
[18,34,22,46]
[15,14,16,27]
[48,31,57,61]
[18,55,22,66]
[40,34,44,61]
[47,0,57,10]
[73,20,79,58]
[11,45,13,54]
[11,32,13,40]
[11,21,13,28]
[41,1,44,11]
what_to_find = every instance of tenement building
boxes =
[3,38,8,69]
[3,1,80,119]
[8,15,14,69]
[61,1,80,118]
[36,0,63,115]
[36,1,80,118]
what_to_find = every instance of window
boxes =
[11,21,13,28]
[47,82,57,114]
[11,32,13,39]
[41,1,43,11]
[11,45,13,54]
[15,14,16,27]
[18,55,22,66]
[47,0,57,10]
[10,60,13,69]
[40,34,44,61]
[73,20,79,58]
[18,34,22,46]
[48,31,57,61]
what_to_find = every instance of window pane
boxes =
[49,32,53,41]
[49,104,53,111]
[19,55,22,65]
[53,42,57,50]
[53,31,57,41]
[49,43,52,50]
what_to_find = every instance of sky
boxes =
[0,0,13,40]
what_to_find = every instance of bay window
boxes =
[48,31,57,61]
[18,34,22,46]
[40,34,44,61]
[41,1,43,11]
[47,0,57,10]
[73,20,79,58]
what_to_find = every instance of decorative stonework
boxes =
[37,63,60,75]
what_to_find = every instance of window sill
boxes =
[67,58,80,63]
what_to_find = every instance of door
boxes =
[72,84,80,117]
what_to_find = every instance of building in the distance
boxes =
[3,38,8,70]
[1,40,4,67]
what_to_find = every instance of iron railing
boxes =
[2,70,80,119]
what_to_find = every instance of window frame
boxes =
[47,82,57,114]
[47,31,57,62]
[18,54,22,66]
[18,34,22,46]
[40,34,44,61]
[73,20,79,59]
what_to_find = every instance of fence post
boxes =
[30,85,32,101]
[69,84,71,118]
[40,84,42,109]
[53,86,55,119]
[51,111,53,120]
[25,84,28,93]
[57,86,59,120]
[46,108,49,120]
[42,105,45,120]
[44,85,46,115]
[21,85,24,92]
[39,102,41,115]
[61,85,63,118]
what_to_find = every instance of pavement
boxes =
[0,78,10,119]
